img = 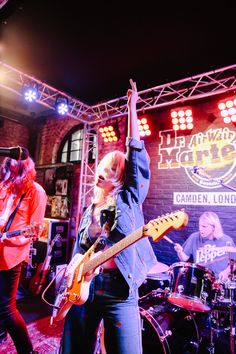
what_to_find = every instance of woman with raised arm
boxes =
[60,80,157,354]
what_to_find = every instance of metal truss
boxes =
[0,61,91,123]
[90,64,236,122]
[76,124,98,225]
[1,61,236,124]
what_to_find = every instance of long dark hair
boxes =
[1,157,36,192]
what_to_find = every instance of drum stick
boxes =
[163,235,176,245]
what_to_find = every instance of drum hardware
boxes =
[201,291,209,302]
[177,285,184,294]
[180,265,188,274]
[228,259,235,354]
[138,271,171,303]
[159,329,172,343]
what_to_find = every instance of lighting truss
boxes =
[0,61,91,123]
[90,64,236,122]
[1,61,236,124]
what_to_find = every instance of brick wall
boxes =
[0,117,31,164]
[2,95,236,270]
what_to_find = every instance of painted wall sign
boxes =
[158,127,236,206]
[173,192,236,206]
[158,127,236,189]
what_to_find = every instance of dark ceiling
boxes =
[1,0,236,105]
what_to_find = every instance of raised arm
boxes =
[127,79,140,140]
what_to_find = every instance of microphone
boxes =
[0,146,29,160]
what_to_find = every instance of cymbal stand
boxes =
[228,258,235,354]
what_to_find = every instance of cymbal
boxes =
[147,262,169,275]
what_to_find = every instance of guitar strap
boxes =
[3,193,26,232]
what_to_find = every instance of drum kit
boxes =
[139,259,236,354]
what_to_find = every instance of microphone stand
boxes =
[228,257,235,354]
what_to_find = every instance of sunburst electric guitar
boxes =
[52,210,188,321]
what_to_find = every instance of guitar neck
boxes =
[0,229,21,239]
[83,226,144,274]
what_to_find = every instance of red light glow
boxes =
[138,116,151,137]
[218,96,236,124]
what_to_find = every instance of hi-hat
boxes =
[147,262,169,275]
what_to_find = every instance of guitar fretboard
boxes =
[0,229,21,239]
[83,226,144,274]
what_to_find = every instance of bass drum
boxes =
[140,300,200,354]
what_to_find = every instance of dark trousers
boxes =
[0,263,33,354]
[61,271,142,354]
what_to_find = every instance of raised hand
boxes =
[127,79,139,107]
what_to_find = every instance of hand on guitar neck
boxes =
[29,234,61,296]
[0,222,43,245]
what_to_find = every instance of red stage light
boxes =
[99,122,120,143]
[170,107,194,131]
[138,116,152,137]
[218,96,236,124]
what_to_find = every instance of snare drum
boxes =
[168,262,215,312]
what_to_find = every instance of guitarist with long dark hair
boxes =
[0,153,47,354]
[60,80,158,354]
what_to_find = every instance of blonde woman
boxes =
[61,80,157,354]
[174,211,235,281]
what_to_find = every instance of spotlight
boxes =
[55,96,69,115]
[99,122,120,143]
[138,116,151,137]
[218,97,236,124]
[170,107,194,131]
[23,83,38,102]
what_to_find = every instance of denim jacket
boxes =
[73,138,157,294]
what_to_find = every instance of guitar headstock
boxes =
[143,210,188,241]
[48,234,62,254]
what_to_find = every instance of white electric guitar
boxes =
[52,210,188,321]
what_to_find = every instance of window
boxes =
[59,126,96,163]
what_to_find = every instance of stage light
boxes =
[218,96,236,124]
[55,96,69,115]
[99,123,120,143]
[138,116,151,137]
[23,83,38,102]
[170,107,194,131]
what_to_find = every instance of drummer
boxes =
[174,211,236,283]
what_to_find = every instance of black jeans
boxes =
[61,271,142,354]
[0,263,33,354]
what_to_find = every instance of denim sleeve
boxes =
[124,137,150,204]
[72,206,92,257]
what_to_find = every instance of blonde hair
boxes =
[1,157,36,193]
[93,150,125,204]
[199,211,224,239]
